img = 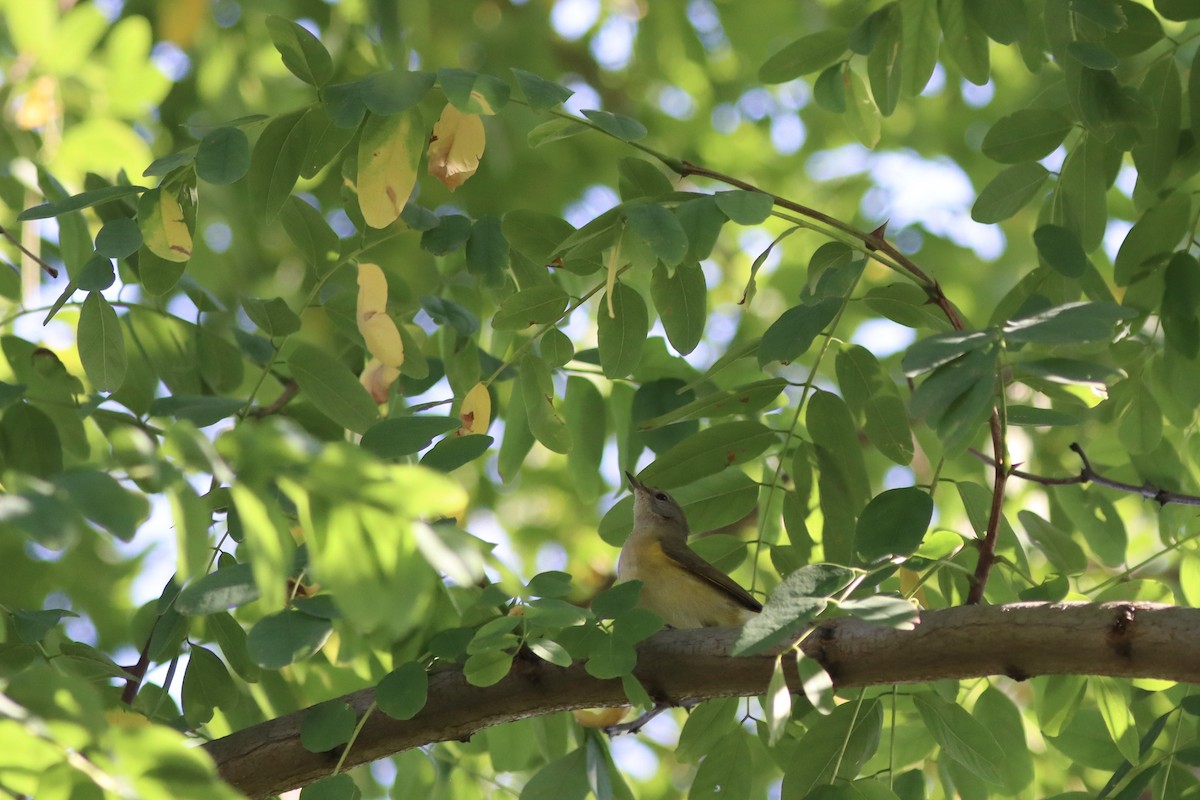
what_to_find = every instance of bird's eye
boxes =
[655,492,669,501]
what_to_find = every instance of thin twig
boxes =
[249,379,299,419]
[972,442,1200,507]
[0,223,59,278]
[967,414,1009,604]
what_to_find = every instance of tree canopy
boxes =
[3,0,1200,798]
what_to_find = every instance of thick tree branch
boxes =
[206,602,1200,799]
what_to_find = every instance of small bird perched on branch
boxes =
[618,472,762,628]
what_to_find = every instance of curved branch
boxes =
[205,602,1200,799]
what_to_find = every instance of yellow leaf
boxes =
[428,103,485,192]
[361,314,405,368]
[139,187,193,263]
[357,263,389,325]
[357,109,425,229]
[360,357,400,404]
[457,382,491,436]
[15,75,58,130]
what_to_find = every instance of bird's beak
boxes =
[625,471,646,492]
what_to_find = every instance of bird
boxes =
[617,471,762,628]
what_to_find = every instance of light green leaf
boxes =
[598,281,649,378]
[287,342,380,434]
[971,162,1049,223]
[78,293,126,393]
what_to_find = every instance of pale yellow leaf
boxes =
[360,357,400,404]
[361,314,404,368]
[140,187,192,263]
[357,262,388,325]
[428,103,485,191]
[457,382,491,436]
[357,108,424,228]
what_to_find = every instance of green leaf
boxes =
[149,395,245,427]
[196,127,251,185]
[242,297,301,337]
[781,699,883,796]
[377,662,429,721]
[56,469,149,542]
[625,203,688,266]
[677,698,739,763]
[77,293,126,393]
[866,8,902,116]
[651,262,707,356]
[438,68,510,114]
[247,609,332,669]
[913,692,1006,784]
[971,162,1049,223]
[360,69,436,115]
[1002,302,1134,345]
[1162,252,1200,358]
[301,701,356,753]
[520,354,571,454]
[580,109,647,141]
[1113,192,1191,285]
[95,217,142,258]
[503,210,576,263]
[248,110,309,222]
[419,434,493,472]
[617,157,673,200]
[974,687,1034,793]
[836,344,913,465]
[177,563,259,615]
[1034,224,1089,278]
[759,28,850,82]
[844,69,882,147]
[565,376,606,502]
[637,420,775,489]
[287,342,380,434]
[758,298,841,366]
[13,608,77,643]
[17,185,145,221]
[512,68,574,109]
[636,378,786,430]
[692,730,752,799]
[1132,60,1182,190]
[301,774,360,800]
[981,109,1072,164]
[839,595,919,628]
[732,563,853,656]
[266,15,333,86]
[0,403,63,479]
[597,281,649,379]
[492,285,569,330]
[181,645,235,726]
[280,196,340,273]
[361,416,459,458]
[855,487,933,561]
[467,215,509,285]
[520,747,590,800]
[464,650,514,687]
[939,0,990,84]
[900,0,939,96]
[715,190,774,224]
[1092,677,1140,763]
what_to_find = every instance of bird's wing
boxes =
[661,539,763,613]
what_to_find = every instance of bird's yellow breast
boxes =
[618,537,756,628]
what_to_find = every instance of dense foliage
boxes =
[3,0,1200,797]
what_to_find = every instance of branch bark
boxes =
[205,601,1200,799]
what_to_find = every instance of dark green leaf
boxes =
[512,68,574,109]
[971,162,1050,223]
[377,662,429,721]
[249,110,310,222]
[361,69,436,115]
[177,563,260,615]
[580,109,647,141]
[714,190,774,224]
[758,298,841,366]
[637,420,776,489]
[759,28,850,82]
[617,157,673,200]
[148,395,244,427]
[419,434,493,472]
[598,281,649,379]
[301,701,356,752]
[913,693,1007,784]
[1003,302,1134,344]
[0,403,62,478]
[1034,224,1089,278]
[95,218,142,258]
[651,262,706,356]
[1113,192,1191,285]
[625,203,688,266]
[856,488,934,561]
[492,285,569,330]
[438,68,510,114]
[247,609,332,669]
[981,109,1072,164]
[78,293,126,393]
[18,185,145,221]
[288,342,380,434]
[243,297,301,337]
[196,127,251,185]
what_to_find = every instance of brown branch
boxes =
[674,160,964,332]
[968,413,1010,604]
[971,442,1200,507]
[205,602,1200,799]
[248,379,299,419]
[0,223,59,279]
